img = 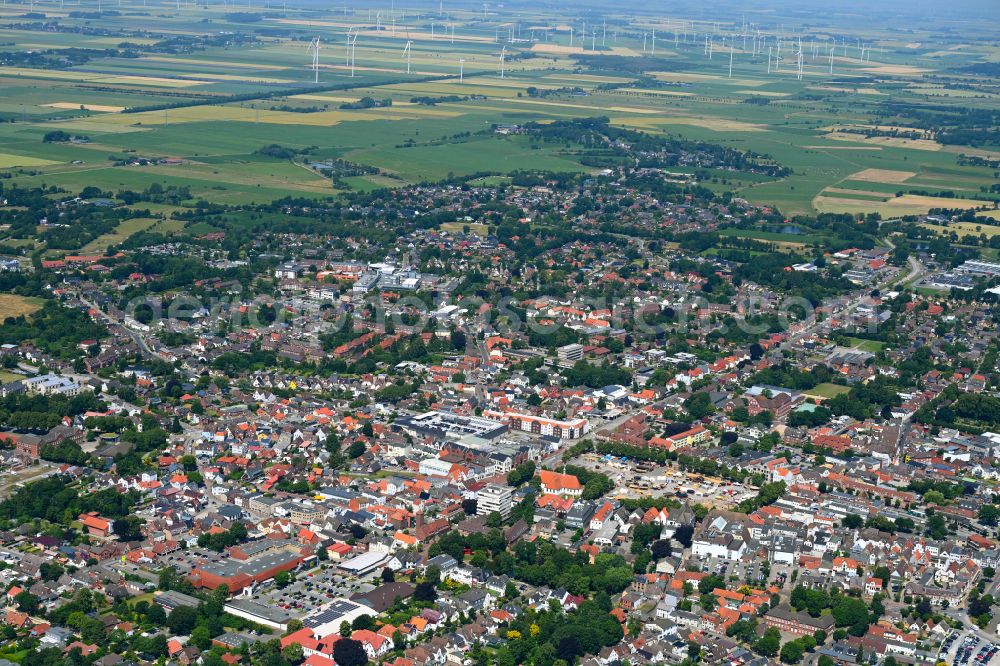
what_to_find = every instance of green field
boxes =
[808,383,853,399]
[0,371,25,384]
[79,217,163,254]
[0,0,994,221]
[844,338,886,353]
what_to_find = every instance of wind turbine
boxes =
[499,45,506,78]
[459,57,464,82]
[345,28,354,68]
[308,37,320,84]
[350,31,359,77]
[403,40,412,73]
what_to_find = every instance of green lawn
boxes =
[845,337,885,352]
[127,591,156,606]
[0,371,25,384]
[808,383,853,399]
[0,649,30,663]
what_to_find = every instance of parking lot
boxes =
[687,555,791,588]
[128,545,379,620]
[253,563,377,617]
[944,633,999,666]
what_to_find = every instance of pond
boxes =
[764,224,806,235]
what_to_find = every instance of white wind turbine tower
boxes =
[728,42,734,78]
[308,37,320,83]
[499,45,506,78]
[792,37,802,80]
[350,31,359,76]
[459,57,464,82]
[828,45,834,74]
[767,46,772,74]
[651,29,655,55]
[403,40,412,73]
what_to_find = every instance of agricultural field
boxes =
[0,0,994,257]
[0,294,44,320]
[77,217,162,254]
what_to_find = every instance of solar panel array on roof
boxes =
[304,600,362,628]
